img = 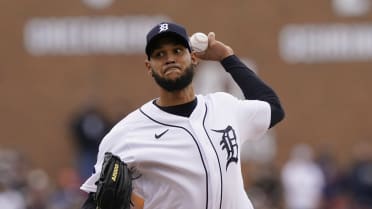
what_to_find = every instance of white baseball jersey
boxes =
[81,92,271,209]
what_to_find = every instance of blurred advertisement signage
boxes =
[280,0,371,64]
[82,0,114,9]
[24,16,169,56]
[332,0,371,16]
[279,24,372,63]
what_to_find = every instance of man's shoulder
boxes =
[202,92,237,103]
[112,108,145,130]
[201,92,270,111]
[99,107,147,148]
[110,99,156,132]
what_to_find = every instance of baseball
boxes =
[190,32,209,52]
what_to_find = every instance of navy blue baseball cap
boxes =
[145,22,192,59]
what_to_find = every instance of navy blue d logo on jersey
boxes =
[213,125,238,170]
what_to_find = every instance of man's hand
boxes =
[193,32,234,61]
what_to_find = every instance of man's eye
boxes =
[174,48,183,54]
[154,51,165,58]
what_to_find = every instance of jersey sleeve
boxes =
[80,152,104,192]
[211,92,271,145]
[80,122,132,193]
[222,55,285,128]
[236,99,271,144]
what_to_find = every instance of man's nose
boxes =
[165,53,176,64]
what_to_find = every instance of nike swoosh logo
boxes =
[155,129,169,139]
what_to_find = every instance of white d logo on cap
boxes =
[159,24,169,33]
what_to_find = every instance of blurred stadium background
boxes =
[1,0,371,208]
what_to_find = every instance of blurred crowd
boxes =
[1,104,371,209]
[0,104,113,209]
[246,141,372,209]
[0,148,86,209]
[1,140,371,209]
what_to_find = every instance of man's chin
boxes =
[152,64,194,91]
[164,67,181,73]
[164,72,183,80]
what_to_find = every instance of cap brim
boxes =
[145,32,191,58]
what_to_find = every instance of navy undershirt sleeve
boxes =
[221,55,285,128]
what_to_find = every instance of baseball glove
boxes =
[95,152,133,209]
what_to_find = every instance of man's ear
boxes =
[144,59,153,76]
[191,52,199,66]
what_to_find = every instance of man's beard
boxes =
[151,64,195,92]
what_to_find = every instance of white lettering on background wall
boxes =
[279,24,372,63]
[82,0,114,9]
[24,16,169,56]
[332,0,371,16]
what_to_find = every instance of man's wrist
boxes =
[219,47,234,61]
[220,54,238,66]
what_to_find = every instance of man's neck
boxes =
[156,85,195,107]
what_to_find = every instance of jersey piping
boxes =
[202,103,223,209]
[139,108,209,209]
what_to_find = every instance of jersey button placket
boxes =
[189,120,220,209]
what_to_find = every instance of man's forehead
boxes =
[150,36,187,51]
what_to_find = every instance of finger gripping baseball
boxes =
[95,152,133,209]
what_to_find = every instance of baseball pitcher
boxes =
[80,22,285,209]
